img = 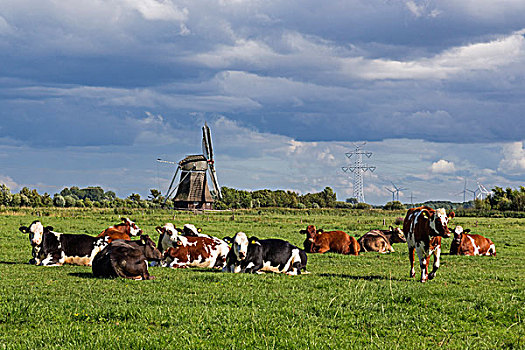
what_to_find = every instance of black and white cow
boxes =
[223,232,308,275]
[19,221,108,266]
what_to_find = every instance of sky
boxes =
[0,0,524,205]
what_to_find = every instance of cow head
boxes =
[122,217,142,236]
[232,232,249,260]
[138,235,163,261]
[388,226,406,243]
[155,223,178,252]
[427,208,455,237]
[452,225,470,241]
[19,220,45,246]
[299,225,318,241]
[182,224,202,236]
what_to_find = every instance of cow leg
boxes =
[408,247,416,278]
[316,247,330,254]
[419,255,430,283]
[428,247,441,280]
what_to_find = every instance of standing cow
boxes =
[358,226,406,253]
[92,235,162,280]
[449,226,496,256]
[403,206,455,282]
[299,225,360,255]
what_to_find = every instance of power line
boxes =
[342,142,376,203]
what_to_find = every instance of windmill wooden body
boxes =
[160,123,222,210]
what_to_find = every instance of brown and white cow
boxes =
[449,226,496,256]
[403,206,455,282]
[158,224,230,269]
[299,225,360,255]
[358,226,406,253]
[97,217,142,242]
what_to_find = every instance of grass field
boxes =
[0,208,524,349]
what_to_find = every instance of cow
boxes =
[223,232,308,275]
[97,217,142,242]
[160,225,230,269]
[299,225,360,255]
[155,223,210,254]
[449,226,496,256]
[403,206,455,282]
[358,226,406,253]
[19,221,108,266]
[92,235,162,280]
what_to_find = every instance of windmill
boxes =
[158,122,222,210]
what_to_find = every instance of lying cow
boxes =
[358,226,406,253]
[299,225,360,255]
[92,235,162,280]
[223,232,308,275]
[97,217,142,242]
[19,221,108,266]
[159,224,230,269]
[403,206,454,282]
[449,226,496,256]
[155,223,209,253]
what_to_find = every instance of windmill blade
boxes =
[205,122,214,161]
[208,164,222,200]
[163,166,180,203]
[202,123,211,160]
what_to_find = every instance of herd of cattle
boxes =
[18,206,496,282]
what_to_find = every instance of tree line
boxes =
[0,183,523,211]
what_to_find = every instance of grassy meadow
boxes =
[0,208,524,349]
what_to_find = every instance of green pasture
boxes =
[0,208,523,349]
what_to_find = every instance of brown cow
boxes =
[358,226,406,253]
[299,225,360,255]
[449,226,496,256]
[97,217,142,242]
[403,206,454,282]
[92,235,162,280]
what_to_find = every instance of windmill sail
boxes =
[202,123,222,200]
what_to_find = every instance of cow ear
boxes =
[389,226,394,231]
[197,228,202,233]
[422,211,429,219]
[19,226,29,233]
[299,230,306,235]
[448,211,455,219]
[464,229,471,233]
[176,227,183,233]
[140,237,146,245]
[155,226,163,233]
[45,226,54,231]
[121,217,128,222]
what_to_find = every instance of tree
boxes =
[64,195,76,207]
[53,195,65,207]
[384,201,405,210]
[0,184,12,206]
[128,193,141,202]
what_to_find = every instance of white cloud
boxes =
[499,141,525,174]
[342,30,525,80]
[0,175,19,191]
[122,0,188,22]
[430,159,456,173]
